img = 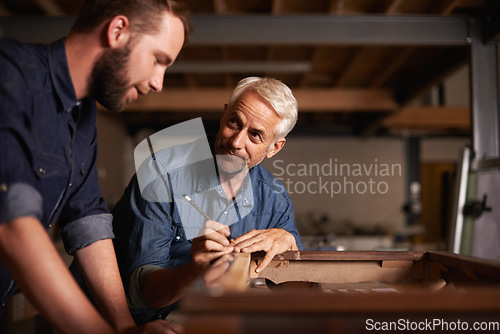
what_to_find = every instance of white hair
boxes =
[227,77,298,139]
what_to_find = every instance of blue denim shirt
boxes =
[111,150,302,322]
[0,38,113,309]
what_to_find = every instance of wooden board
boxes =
[180,251,500,334]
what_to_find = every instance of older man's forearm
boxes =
[142,262,205,308]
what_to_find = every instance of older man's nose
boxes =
[230,131,246,150]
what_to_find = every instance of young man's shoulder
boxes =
[0,38,49,88]
[0,38,46,63]
[0,38,27,52]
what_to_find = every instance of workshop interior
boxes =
[1,0,500,333]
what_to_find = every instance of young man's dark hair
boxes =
[72,0,192,44]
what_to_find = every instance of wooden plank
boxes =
[295,88,397,111]
[383,106,470,129]
[425,251,500,281]
[180,250,500,334]
[252,250,425,262]
[258,260,414,284]
[180,287,500,313]
[381,260,413,269]
[120,88,397,112]
[252,250,500,285]
[221,253,251,292]
[184,314,241,334]
[251,251,425,285]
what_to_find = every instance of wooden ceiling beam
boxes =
[120,88,397,112]
[296,88,397,112]
[383,106,470,130]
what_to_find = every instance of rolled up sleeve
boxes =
[0,183,43,224]
[61,213,114,254]
[127,265,162,309]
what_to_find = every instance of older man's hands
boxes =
[232,228,298,273]
[191,220,233,267]
[191,222,297,274]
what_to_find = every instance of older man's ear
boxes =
[266,138,286,159]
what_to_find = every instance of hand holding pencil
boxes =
[190,220,234,267]
[183,193,235,243]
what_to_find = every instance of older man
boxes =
[111,77,302,323]
[0,1,190,333]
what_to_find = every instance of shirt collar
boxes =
[47,37,78,112]
[192,162,255,208]
[201,137,256,207]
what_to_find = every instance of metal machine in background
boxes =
[449,17,500,261]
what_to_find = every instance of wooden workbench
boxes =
[179,251,500,334]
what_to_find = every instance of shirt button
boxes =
[0,183,6,192]
[68,183,73,187]
[223,211,227,215]
[39,168,46,174]
[48,224,52,229]
[175,236,181,241]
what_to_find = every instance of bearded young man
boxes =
[0,1,191,333]
[108,77,303,324]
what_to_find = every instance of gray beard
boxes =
[215,154,247,175]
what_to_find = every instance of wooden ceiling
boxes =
[1,0,499,136]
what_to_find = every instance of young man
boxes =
[0,0,191,333]
[110,77,303,323]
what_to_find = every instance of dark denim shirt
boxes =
[0,38,113,309]
[111,145,302,323]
